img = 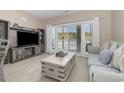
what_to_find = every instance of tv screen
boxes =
[17,31,39,46]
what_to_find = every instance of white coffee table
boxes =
[40,52,75,81]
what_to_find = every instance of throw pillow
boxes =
[99,48,113,65]
[119,53,124,73]
[111,45,124,69]
[109,42,118,52]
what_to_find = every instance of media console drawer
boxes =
[12,48,24,62]
[25,48,33,58]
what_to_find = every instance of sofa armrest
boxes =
[93,70,124,82]
[87,45,100,54]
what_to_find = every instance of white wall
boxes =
[0,10,45,29]
[111,10,124,42]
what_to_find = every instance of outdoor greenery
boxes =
[58,32,77,40]
[58,32,91,40]
[85,32,92,40]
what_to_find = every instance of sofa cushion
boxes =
[119,53,124,73]
[88,54,106,66]
[99,48,112,65]
[90,65,120,73]
[111,45,124,69]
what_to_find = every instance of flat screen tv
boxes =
[17,31,39,46]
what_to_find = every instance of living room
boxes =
[0,10,124,82]
[1,1,124,93]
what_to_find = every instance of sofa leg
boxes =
[91,73,94,82]
[90,73,94,82]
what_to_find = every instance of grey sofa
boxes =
[88,42,124,82]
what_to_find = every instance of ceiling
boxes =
[25,10,81,19]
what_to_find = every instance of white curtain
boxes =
[46,25,56,53]
[92,17,100,47]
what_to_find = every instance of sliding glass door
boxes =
[56,22,94,56]
[56,24,81,52]
[55,19,98,57]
